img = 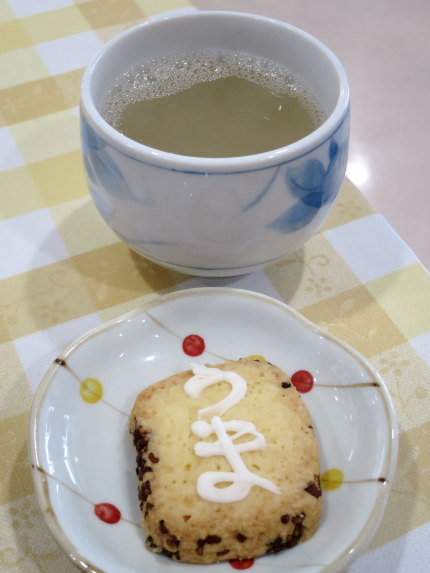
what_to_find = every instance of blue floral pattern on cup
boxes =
[268,137,347,233]
[81,109,349,275]
[82,118,131,201]
[80,10,350,276]
[81,117,154,225]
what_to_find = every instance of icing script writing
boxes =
[184,363,281,503]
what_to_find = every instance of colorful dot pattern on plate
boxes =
[230,558,255,569]
[291,370,315,393]
[38,315,389,569]
[247,354,267,361]
[321,469,344,491]
[80,377,104,403]
[182,334,205,356]
[94,503,121,524]
[53,341,385,522]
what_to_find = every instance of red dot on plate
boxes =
[291,370,314,393]
[182,334,205,356]
[230,558,254,570]
[94,503,121,524]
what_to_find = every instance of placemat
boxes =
[1,1,430,571]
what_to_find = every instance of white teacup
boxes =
[80,11,349,277]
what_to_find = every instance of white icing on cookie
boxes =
[184,363,246,420]
[185,363,281,503]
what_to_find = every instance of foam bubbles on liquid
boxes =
[102,49,325,129]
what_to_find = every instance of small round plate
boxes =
[29,287,397,573]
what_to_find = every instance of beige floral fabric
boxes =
[1,1,430,571]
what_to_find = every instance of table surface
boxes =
[194,0,430,271]
[1,2,430,572]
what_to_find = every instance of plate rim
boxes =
[28,286,399,573]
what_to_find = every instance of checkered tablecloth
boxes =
[1,1,430,571]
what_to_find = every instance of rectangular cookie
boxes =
[129,358,322,564]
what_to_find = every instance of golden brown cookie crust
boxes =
[129,358,322,564]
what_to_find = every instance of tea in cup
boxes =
[80,11,349,276]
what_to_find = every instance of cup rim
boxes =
[80,10,350,173]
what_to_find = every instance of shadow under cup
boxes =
[80,11,350,277]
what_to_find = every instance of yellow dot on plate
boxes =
[80,378,103,403]
[321,468,344,491]
[247,354,267,361]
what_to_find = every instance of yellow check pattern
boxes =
[1,1,430,571]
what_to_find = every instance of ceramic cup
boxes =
[80,11,349,277]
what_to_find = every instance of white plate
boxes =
[29,288,398,573]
